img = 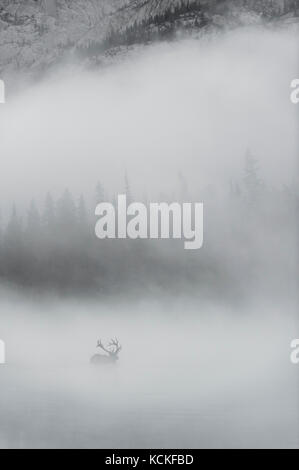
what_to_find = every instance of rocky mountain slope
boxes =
[0,0,298,78]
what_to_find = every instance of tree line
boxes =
[0,154,297,302]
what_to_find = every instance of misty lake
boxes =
[0,295,297,449]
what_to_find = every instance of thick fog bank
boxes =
[0,26,298,204]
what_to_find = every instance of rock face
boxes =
[0,0,298,77]
[41,0,57,18]
[80,0,299,48]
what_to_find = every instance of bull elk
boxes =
[90,338,122,365]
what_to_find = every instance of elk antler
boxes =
[97,340,111,355]
[97,338,122,356]
[108,338,122,355]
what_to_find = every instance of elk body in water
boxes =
[90,338,122,365]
